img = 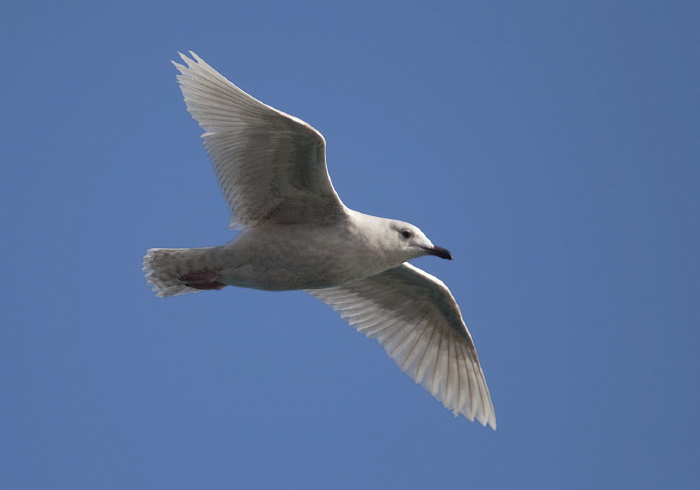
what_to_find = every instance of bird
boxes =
[143,52,496,429]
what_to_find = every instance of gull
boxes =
[143,52,496,429]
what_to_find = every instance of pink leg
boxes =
[178,271,226,291]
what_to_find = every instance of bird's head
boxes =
[388,220,453,262]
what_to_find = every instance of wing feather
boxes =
[307,263,496,429]
[173,52,346,229]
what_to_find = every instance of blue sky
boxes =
[1,1,698,488]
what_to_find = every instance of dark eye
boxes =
[401,230,412,238]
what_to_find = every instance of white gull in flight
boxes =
[144,52,496,429]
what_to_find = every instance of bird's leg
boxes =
[178,271,226,291]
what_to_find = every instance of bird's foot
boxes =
[178,271,226,291]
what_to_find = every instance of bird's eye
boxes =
[401,230,412,238]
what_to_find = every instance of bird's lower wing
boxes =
[306,263,496,429]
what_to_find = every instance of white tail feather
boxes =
[143,247,220,297]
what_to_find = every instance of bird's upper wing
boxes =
[306,263,496,429]
[173,52,347,229]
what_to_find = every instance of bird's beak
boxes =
[423,246,453,260]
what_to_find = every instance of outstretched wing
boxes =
[173,52,347,229]
[307,263,496,429]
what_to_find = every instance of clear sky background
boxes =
[2,1,698,489]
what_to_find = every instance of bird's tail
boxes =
[143,246,221,297]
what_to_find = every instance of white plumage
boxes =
[144,52,496,429]
[175,52,345,230]
[307,264,495,427]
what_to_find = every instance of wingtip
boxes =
[173,51,211,74]
[176,51,198,68]
[460,401,496,430]
[171,60,186,72]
